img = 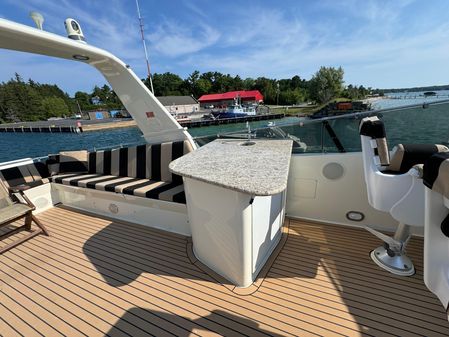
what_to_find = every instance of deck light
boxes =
[73,54,90,61]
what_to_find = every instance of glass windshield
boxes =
[193,99,449,153]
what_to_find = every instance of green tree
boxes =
[74,91,92,111]
[41,97,70,118]
[242,78,255,90]
[309,66,344,104]
[149,72,186,96]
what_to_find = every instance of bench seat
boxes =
[50,173,186,203]
[0,141,193,208]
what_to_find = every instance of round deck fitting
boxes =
[370,246,415,276]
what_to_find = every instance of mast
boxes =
[135,0,154,94]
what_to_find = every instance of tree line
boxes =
[145,67,376,105]
[0,67,379,123]
[0,73,122,123]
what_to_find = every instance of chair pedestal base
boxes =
[370,246,415,276]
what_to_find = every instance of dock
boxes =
[179,113,285,128]
[0,114,285,134]
[0,118,136,134]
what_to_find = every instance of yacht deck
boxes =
[1,206,448,337]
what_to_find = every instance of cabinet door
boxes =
[252,192,284,275]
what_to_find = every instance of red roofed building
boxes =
[198,90,264,108]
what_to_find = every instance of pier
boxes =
[0,114,285,133]
[179,113,285,128]
[386,94,449,99]
[0,118,136,134]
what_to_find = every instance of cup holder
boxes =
[240,141,256,146]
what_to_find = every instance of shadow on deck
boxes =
[1,206,448,336]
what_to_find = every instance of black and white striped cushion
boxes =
[88,141,192,182]
[51,140,193,204]
[50,172,186,203]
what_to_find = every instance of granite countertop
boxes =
[169,139,293,195]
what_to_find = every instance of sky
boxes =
[1,0,449,95]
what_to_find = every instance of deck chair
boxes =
[0,181,49,254]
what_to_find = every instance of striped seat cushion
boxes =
[88,141,192,183]
[50,141,193,204]
[50,173,186,203]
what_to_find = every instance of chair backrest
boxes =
[88,140,194,182]
[388,144,449,174]
[0,162,49,188]
[359,116,423,219]
[359,116,446,226]
[359,116,390,169]
[0,180,13,208]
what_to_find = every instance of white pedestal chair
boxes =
[359,116,448,276]
[423,152,449,316]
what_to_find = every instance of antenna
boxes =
[135,0,154,94]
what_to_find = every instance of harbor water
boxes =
[0,117,298,162]
[1,92,449,163]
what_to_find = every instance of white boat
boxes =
[0,15,448,336]
[212,97,257,119]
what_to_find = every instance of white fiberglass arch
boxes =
[0,18,195,146]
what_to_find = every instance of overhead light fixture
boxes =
[30,11,44,30]
[73,54,89,61]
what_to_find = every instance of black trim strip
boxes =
[88,152,96,173]
[136,145,147,178]
[151,144,161,181]
[323,121,346,153]
[119,148,128,177]
[103,150,112,175]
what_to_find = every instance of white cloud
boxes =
[1,0,449,90]
[148,18,220,57]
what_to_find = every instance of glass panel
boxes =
[381,101,449,147]
[192,99,449,153]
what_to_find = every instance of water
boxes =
[2,94,449,162]
[0,117,298,163]
[373,90,449,109]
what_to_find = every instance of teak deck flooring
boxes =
[1,206,448,337]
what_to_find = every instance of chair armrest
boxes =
[8,184,31,193]
[8,186,36,211]
[409,164,424,179]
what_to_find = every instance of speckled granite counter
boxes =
[169,139,293,196]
